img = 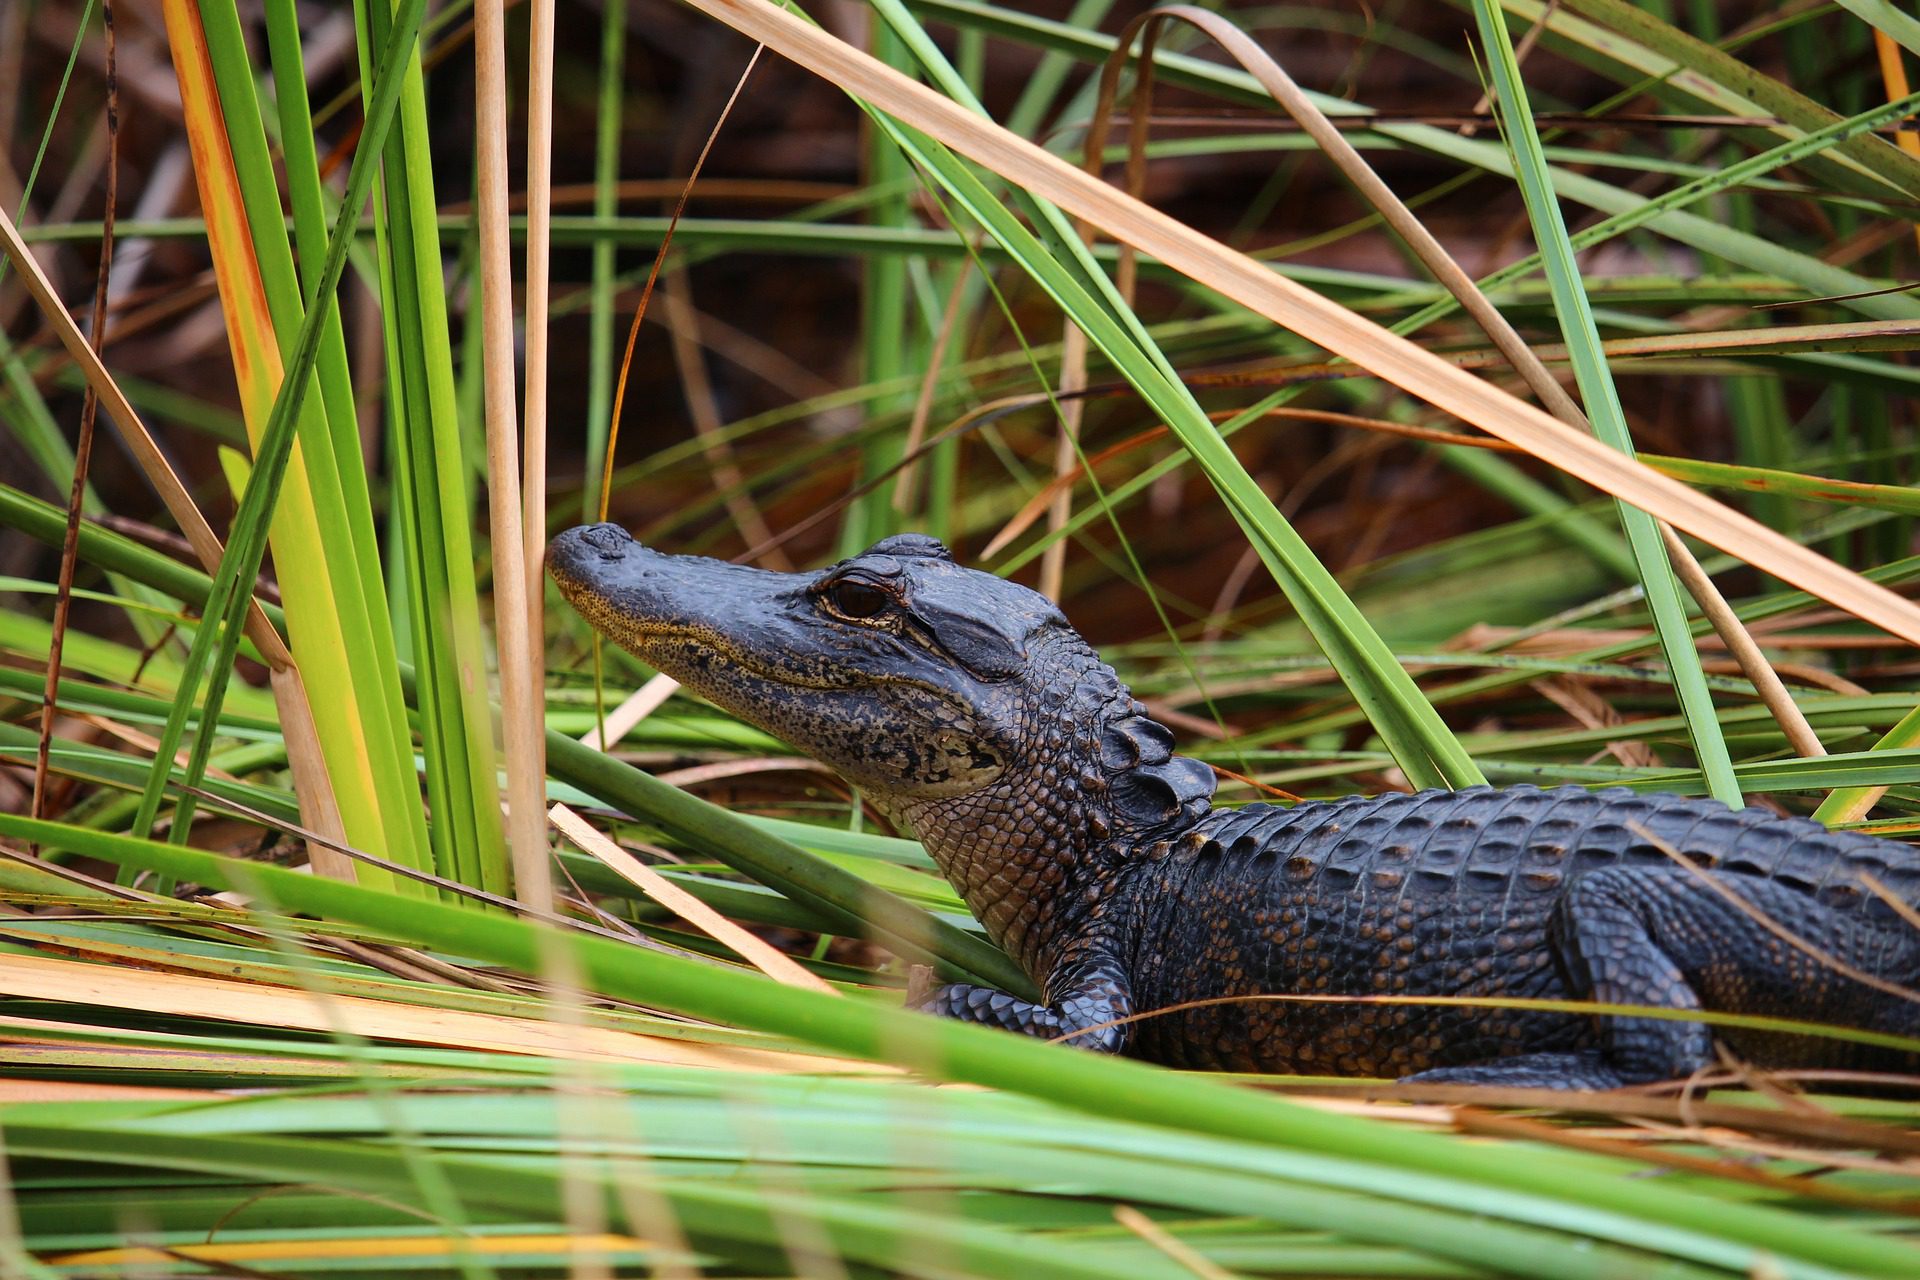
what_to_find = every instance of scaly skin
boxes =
[549,525,1920,1087]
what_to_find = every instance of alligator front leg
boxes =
[912,942,1134,1054]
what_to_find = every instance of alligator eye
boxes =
[827,580,891,620]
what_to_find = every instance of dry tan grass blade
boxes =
[0,204,350,871]
[550,803,837,994]
[474,0,552,914]
[522,0,557,728]
[689,0,1920,648]
[1659,524,1826,760]
[577,673,681,751]
[46,1235,656,1270]
[0,1079,224,1102]
[0,949,855,1072]
[1114,1204,1239,1280]
[0,206,288,669]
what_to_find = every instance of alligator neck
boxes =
[893,629,1215,979]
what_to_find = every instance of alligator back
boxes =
[1189,784,1920,911]
[1116,785,1920,1074]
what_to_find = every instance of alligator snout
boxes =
[580,523,633,553]
[549,523,762,640]
[547,525,649,603]
[550,521,634,566]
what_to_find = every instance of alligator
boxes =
[549,524,1920,1088]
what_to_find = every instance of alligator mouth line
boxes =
[608,620,956,700]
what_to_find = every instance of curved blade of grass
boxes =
[1471,1,1739,807]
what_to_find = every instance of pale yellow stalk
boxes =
[551,804,837,993]
[523,0,556,805]
[473,0,552,912]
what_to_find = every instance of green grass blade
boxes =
[844,21,921,552]
[1555,0,1920,198]
[1471,1,1740,807]
[356,0,510,897]
[580,0,626,520]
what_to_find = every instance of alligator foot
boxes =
[911,944,1135,1054]
[1401,1053,1630,1091]
[1548,865,1727,1083]
[909,981,1108,1051]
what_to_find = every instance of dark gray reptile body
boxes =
[550,524,1920,1087]
[1115,787,1920,1076]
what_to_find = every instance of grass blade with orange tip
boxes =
[137,0,432,882]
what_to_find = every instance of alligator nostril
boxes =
[579,523,634,556]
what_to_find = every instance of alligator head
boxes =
[548,524,1216,967]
